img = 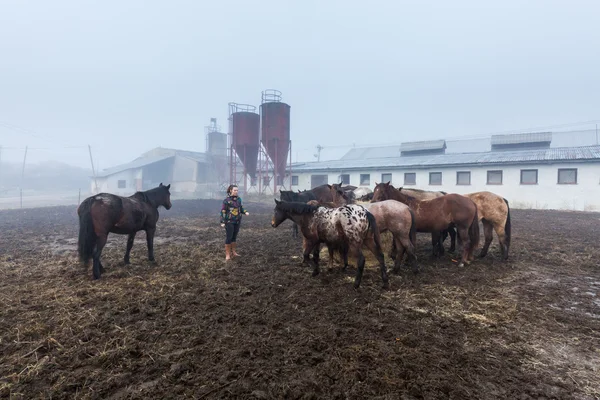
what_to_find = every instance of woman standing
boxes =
[220,184,249,260]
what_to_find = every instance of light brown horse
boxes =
[372,182,480,267]
[397,187,511,260]
[328,188,418,273]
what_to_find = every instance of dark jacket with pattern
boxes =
[220,196,247,224]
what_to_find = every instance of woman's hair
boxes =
[227,184,238,195]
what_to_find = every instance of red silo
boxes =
[260,90,291,191]
[229,103,260,182]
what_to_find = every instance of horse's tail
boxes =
[408,208,417,252]
[366,210,383,255]
[503,198,511,255]
[468,207,481,251]
[77,197,96,266]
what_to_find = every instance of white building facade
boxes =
[285,145,600,211]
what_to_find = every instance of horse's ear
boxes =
[159,182,163,187]
[386,181,390,185]
[166,184,171,189]
[327,184,332,189]
[375,182,379,186]
[275,199,280,204]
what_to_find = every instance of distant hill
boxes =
[0,161,92,193]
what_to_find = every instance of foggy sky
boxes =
[1,0,599,170]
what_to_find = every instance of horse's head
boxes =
[157,183,172,210]
[272,199,287,227]
[328,184,349,206]
[371,181,391,202]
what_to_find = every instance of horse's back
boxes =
[402,188,444,201]
[465,191,508,223]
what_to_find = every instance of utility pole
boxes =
[0,145,3,191]
[88,145,98,193]
[596,124,598,145]
[315,144,323,162]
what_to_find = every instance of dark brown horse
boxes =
[280,184,336,238]
[372,182,480,267]
[271,200,388,289]
[77,183,172,279]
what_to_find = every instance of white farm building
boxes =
[284,133,600,211]
[91,147,233,199]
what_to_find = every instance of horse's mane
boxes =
[276,201,319,214]
[131,191,151,203]
[131,186,165,206]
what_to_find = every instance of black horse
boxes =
[77,183,172,279]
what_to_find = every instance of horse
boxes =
[372,182,480,267]
[271,199,388,289]
[77,183,172,279]
[396,187,511,260]
[329,186,418,273]
[436,191,511,260]
[381,184,457,253]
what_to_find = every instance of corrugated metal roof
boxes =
[96,154,174,177]
[291,145,600,172]
[341,146,401,160]
[400,140,447,152]
[491,132,552,145]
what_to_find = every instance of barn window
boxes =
[381,173,392,183]
[558,168,577,184]
[291,175,299,186]
[360,174,370,185]
[118,180,126,188]
[487,170,503,185]
[456,171,471,185]
[520,169,538,185]
[404,172,416,185]
[339,174,350,184]
[429,172,442,185]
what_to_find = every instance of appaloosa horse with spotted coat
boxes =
[271,200,388,288]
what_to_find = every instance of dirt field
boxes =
[1,200,599,399]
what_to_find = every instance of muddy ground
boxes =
[0,200,599,399]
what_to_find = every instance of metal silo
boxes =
[228,103,260,193]
[259,89,291,193]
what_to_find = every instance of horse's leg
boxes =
[354,251,366,289]
[457,227,470,267]
[364,238,389,289]
[92,234,108,280]
[146,227,156,262]
[401,236,419,273]
[392,235,405,274]
[448,227,457,253]
[431,232,442,257]
[478,220,494,258]
[493,224,508,260]
[389,239,397,260]
[311,243,321,277]
[124,232,136,265]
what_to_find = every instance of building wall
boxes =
[286,162,600,211]
[93,169,137,194]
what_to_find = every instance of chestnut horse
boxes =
[271,200,388,288]
[372,182,480,267]
[329,186,418,273]
[77,183,172,279]
[396,187,511,260]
